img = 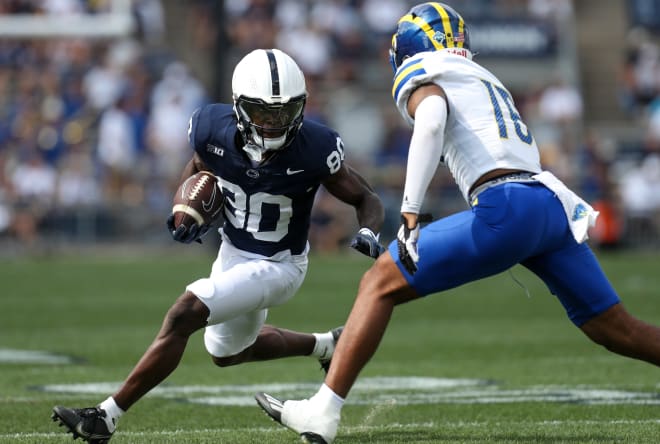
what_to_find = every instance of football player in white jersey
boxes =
[256,3,660,443]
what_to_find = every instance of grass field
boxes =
[1,248,660,443]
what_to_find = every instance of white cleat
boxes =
[255,392,339,444]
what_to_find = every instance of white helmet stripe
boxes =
[265,50,280,97]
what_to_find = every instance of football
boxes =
[172,171,223,229]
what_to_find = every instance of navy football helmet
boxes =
[232,49,307,162]
[389,2,472,72]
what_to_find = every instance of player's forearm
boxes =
[179,158,198,183]
[179,154,208,183]
[400,95,447,214]
[355,191,385,234]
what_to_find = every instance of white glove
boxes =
[397,218,421,274]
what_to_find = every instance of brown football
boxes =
[172,171,223,229]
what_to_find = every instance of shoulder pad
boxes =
[188,105,213,149]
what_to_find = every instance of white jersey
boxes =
[392,51,542,201]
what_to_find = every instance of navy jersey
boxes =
[188,103,345,256]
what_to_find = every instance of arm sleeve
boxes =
[400,94,448,214]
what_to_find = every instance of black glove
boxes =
[350,227,385,259]
[396,213,433,274]
[166,214,211,244]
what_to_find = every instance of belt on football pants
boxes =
[469,172,537,205]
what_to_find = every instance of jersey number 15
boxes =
[481,79,533,145]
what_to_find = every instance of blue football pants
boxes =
[389,181,620,326]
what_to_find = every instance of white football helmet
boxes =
[232,49,307,162]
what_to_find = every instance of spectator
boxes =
[8,150,57,245]
[56,149,101,208]
[360,0,408,36]
[276,24,332,81]
[537,76,584,125]
[133,0,166,46]
[226,0,278,51]
[95,92,139,202]
[82,43,128,111]
[619,27,660,115]
[150,61,206,118]
[528,0,573,21]
[619,154,660,244]
[145,92,191,182]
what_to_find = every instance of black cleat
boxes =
[319,326,343,374]
[51,406,114,443]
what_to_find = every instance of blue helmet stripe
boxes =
[265,50,280,96]
[397,13,444,51]
[428,2,467,49]
[432,3,455,48]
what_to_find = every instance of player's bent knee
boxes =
[359,253,416,305]
[211,350,249,367]
[165,291,209,335]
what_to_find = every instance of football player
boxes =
[255,3,660,443]
[51,48,385,443]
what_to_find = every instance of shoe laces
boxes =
[78,407,105,418]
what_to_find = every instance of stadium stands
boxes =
[0,0,659,254]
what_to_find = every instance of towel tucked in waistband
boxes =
[532,171,599,244]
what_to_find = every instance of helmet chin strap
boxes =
[243,143,267,163]
[243,132,287,163]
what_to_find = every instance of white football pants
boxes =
[186,238,308,358]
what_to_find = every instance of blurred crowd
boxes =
[0,0,209,249]
[615,24,660,247]
[0,0,659,254]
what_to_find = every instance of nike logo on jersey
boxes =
[286,168,304,175]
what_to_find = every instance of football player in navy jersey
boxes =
[255,4,660,443]
[51,48,384,443]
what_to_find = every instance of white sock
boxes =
[310,383,345,414]
[312,331,335,360]
[99,396,124,432]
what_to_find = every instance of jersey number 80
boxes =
[221,137,345,243]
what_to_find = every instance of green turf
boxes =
[1,249,659,443]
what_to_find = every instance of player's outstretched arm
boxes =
[322,164,385,258]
